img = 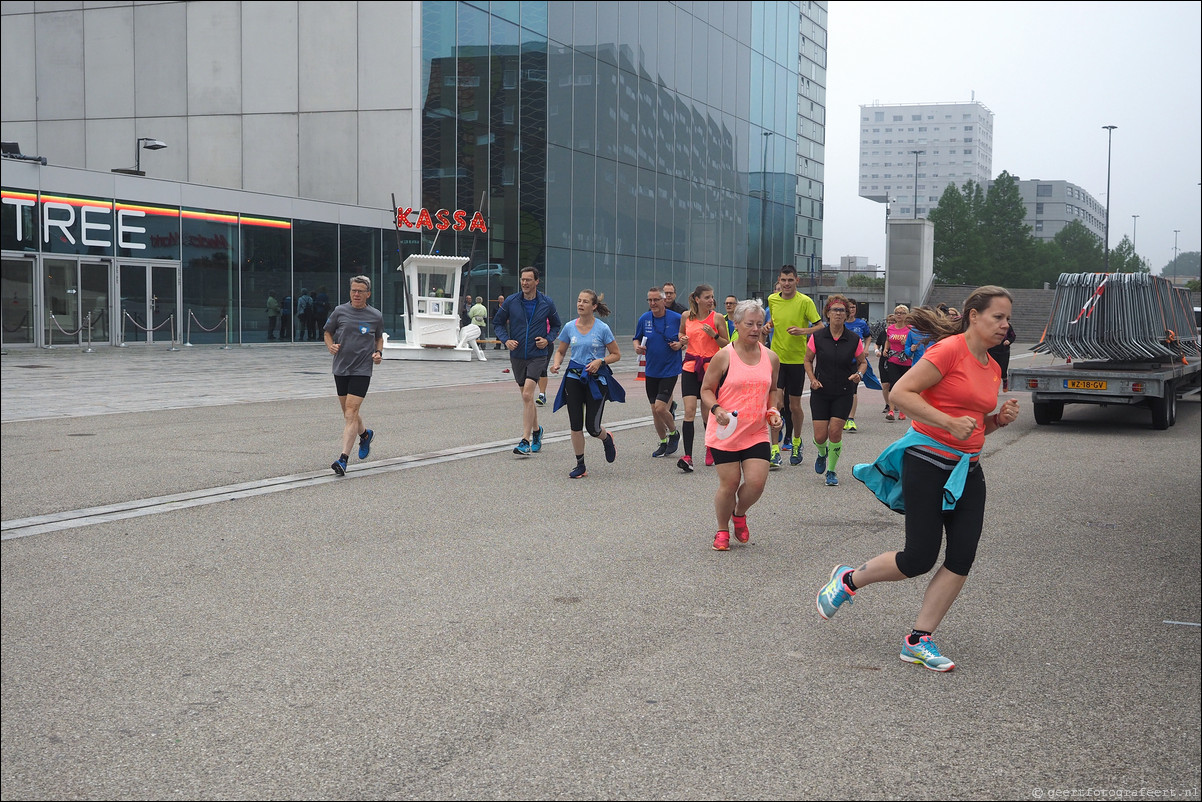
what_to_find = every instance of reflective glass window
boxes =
[241,218,292,341]
[182,208,238,343]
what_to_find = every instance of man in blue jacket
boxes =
[493,266,562,455]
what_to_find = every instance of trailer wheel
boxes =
[1149,384,1174,430]
[1033,401,1063,425]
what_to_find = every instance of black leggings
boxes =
[895,451,987,578]
[563,377,608,437]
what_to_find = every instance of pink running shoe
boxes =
[704,446,715,467]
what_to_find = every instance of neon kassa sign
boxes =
[396,207,488,233]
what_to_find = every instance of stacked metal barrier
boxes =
[1032,272,1200,361]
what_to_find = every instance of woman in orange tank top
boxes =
[700,299,782,551]
[677,284,729,472]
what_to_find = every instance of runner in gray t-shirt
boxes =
[323,275,384,476]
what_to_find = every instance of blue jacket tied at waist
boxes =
[553,360,626,411]
[852,427,978,514]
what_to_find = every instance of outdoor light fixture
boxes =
[112,137,168,176]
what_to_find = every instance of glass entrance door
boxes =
[2,257,36,346]
[119,263,181,344]
[43,258,83,346]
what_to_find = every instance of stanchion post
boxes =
[84,311,95,353]
[186,309,193,347]
[221,314,231,350]
[167,314,179,351]
[46,314,54,349]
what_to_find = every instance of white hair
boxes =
[731,299,764,324]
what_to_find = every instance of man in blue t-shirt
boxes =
[633,286,684,457]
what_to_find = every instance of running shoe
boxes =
[665,430,681,455]
[846,419,857,432]
[531,425,544,453]
[704,447,714,467]
[569,463,587,479]
[677,455,694,472]
[732,515,750,544]
[826,470,839,486]
[769,448,782,470]
[897,412,906,421]
[886,411,895,421]
[712,531,730,551]
[816,564,855,620]
[651,441,669,458]
[883,403,890,414]
[358,428,374,460]
[331,457,348,476]
[603,432,616,463]
[791,449,804,466]
[536,392,547,407]
[814,452,827,474]
[899,635,955,672]
[781,440,792,452]
[513,439,532,455]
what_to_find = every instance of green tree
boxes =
[979,171,1035,286]
[1107,236,1148,273]
[1052,220,1103,273]
[928,182,986,284]
[1161,251,1201,280]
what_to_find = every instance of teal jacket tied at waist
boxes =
[552,360,626,411]
[852,427,979,514]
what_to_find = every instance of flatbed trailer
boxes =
[1010,356,1202,430]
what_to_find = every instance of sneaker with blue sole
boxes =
[651,441,669,457]
[331,457,347,476]
[513,439,532,455]
[900,634,955,672]
[536,392,547,407]
[358,429,374,460]
[816,564,855,620]
[825,471,839,486]
[531,425,544,453]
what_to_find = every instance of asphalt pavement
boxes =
[2,342,1199,800]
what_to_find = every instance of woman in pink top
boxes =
[882,304,913,421]
[677,284,729,472]
[701,300,782,551]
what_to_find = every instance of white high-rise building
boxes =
[857,101,994,218]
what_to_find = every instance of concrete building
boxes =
[857,100,994,219]
[997,178,1106,243]
[1,1,827,349]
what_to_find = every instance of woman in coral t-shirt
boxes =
[701,300,782,552]
[813,286,1020,673]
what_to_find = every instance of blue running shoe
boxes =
[358,429,374,460]
[603,432,616,463]
[781,440,792,452]
[651,441,669,457]
[826,471,839,486]
[665,430,681,455]
[790,450,803,466]
[816,565,855,620]
[769,448,782,470]
[331,457,347,476]
[814,452,827,474]
[531,425,544,453]
[569,463,587,478]
[513,439,532,455]
[900,635,955,672]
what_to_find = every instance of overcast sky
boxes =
[822,0,1202,275]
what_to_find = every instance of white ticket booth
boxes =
[381,254,485,361]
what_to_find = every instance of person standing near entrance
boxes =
[323,275,384,476]
[266,291,281,340]
[493,267,562,456]
[765,264,824,469]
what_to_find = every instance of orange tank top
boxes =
[704,342,774,451]
[683,311,722,371]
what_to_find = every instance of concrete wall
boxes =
[885,218,933,310]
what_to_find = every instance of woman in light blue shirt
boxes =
[551,289,624,478]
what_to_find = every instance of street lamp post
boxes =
[1131,214,1139,252]
[1102,125,1117,270]
[1172,229,1180,281]
[910,150,924,219]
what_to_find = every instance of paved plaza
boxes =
[2,342,1199,800]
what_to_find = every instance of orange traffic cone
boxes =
[637,351,646,381]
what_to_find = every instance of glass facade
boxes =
[0,185,420,347]
[421,1,813,333]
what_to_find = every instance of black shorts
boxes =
[710,441,772,464]
[777,362,807,396]
[334,374,371,398]
[511,355,549,386]
[680,369,703,398]
[810,391,854,422]
[644,375,678,405]
[883,361,911,385]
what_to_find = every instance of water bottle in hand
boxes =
[715,409,739,440]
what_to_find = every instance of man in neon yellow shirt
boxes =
[765,264,824,469]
